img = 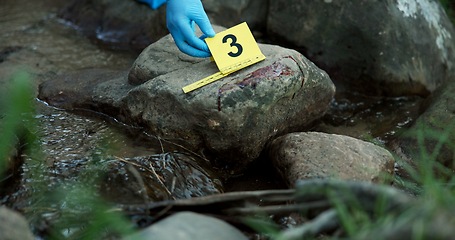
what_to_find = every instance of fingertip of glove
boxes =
[206,29,216,37]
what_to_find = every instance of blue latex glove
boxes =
[166,0,215,58]
[137,0,166,9]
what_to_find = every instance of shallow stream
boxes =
[0,0,423,237]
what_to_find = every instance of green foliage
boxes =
[0,71,135,239]
[0,71,34,173]
[243,216,282,240]
[338,120,455,238]
[46,185,134,240]
[243,112,455,239]
[3,68,455,239]
[396,117,455,198]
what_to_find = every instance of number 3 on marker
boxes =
[222,34,243,57]
[205,22,265,74]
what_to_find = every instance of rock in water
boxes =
[125,211,248,240]
[268,0,455,96]
[268,132,395,186]
[39,31,335,173]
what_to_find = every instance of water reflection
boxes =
[316,91,423,145]
[0,0,427,237]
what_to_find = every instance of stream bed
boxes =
[0,0,424,238]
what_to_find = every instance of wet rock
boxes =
[58,0,268,51]
[204,0,269,31]
[8,106,222,208]
[393,78,455,174]
[0,206,34,240]
[0,46,23,63]
[125,211,248,240]
[39,32,335,173]
[268,132,395,187]
[38,68,129,111]
[100,153,223,203]
[121,35,335,171]
[58,0,168,51]
[268,0,455,96]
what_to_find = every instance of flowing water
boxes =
[0,0,424,237]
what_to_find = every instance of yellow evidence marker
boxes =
[182,22,266,93]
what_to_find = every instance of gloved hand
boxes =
[166,0,215,58]
[137,0,166,10]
